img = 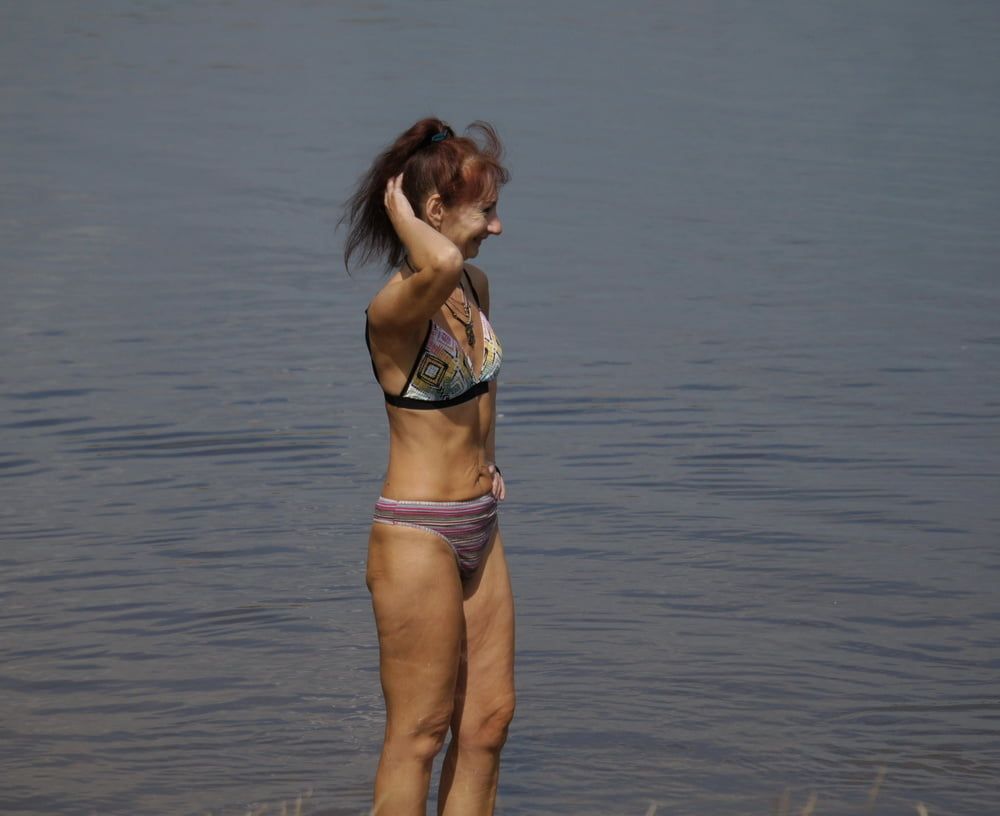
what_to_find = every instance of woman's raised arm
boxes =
[368,173,463,333]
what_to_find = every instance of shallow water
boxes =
[2,1,999,814]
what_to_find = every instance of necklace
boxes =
[445,284,476,346]
[404,256,476,346]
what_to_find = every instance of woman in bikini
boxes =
[342,118,513,815]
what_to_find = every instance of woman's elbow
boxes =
[432,247,464,277]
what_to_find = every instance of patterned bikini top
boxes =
[366,270,502,410]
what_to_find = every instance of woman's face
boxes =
[439,195,503,260]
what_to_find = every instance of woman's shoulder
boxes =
[366,270,416,331]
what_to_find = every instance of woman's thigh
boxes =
[455,529,516,723]
[367,522,466,724]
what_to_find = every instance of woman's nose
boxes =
[488,214,503,235]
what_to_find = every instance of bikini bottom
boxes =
[372,492,498,578]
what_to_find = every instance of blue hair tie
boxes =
[430,131,449,143]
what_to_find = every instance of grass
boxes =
[221,768,940,815]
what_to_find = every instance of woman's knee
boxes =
[457,693,516,754]
[386,705,455,763]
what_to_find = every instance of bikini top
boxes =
[365,269,502,410]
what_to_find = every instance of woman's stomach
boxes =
[381,411,493,500]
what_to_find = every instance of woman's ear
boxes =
[423,192,444,230]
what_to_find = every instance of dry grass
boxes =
[217,767,938,815]
[209,788,313,816]
[762,767,932,816]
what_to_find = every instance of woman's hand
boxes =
[486,462,506,502]
[383,173,417,230]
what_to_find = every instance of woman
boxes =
[342,118,514,816]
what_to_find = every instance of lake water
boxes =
[2,2,999,814]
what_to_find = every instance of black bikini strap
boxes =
[463,268,482,308]
[365,310,433,396]
[398,321,433,396]
[385,380,488,410]
[364,311,381,384]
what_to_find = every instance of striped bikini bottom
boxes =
[372,493,498,579]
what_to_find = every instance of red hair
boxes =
[341,118,510,273]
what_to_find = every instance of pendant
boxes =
[465,324,476,346]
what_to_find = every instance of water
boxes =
[3,1,999,813]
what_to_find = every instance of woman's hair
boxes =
[341,117,509,273]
